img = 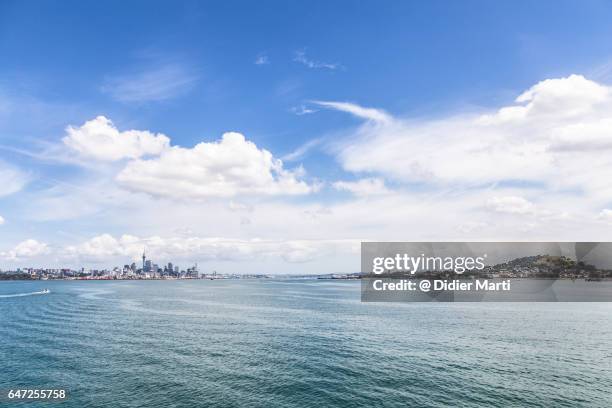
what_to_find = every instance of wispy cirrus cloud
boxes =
[313,100,392,123]
[290,104,318,116]
[282,138,323,162]
[101,63,199,103]
[0,160,30,197]
[293,49,342,70]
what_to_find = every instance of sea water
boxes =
[1,280,611,407]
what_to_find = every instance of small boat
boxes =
[41,288,50,294]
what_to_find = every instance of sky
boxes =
[2,0,612,273]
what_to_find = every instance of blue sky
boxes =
[2,1,612,272]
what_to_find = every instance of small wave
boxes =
[0,290,50,298]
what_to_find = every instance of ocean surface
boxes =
[1,279,611,407]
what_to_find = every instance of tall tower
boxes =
[142,249,146,273]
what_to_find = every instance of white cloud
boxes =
[486,196,535,215]
[64,234,141,261]
[293,50,341,70]
[548,119,612,152]
[479,74,609,124]
[333,178,390,196]
[117,132,316,198]
[0,160,29,197]
[282,138,322,162]
[331,75,612,207]
[63,116,170,161]
[101,63,198,103]
[5,188,612,270]
[0,215,4,225]
[314,101,391,123]
[1,239,50,261]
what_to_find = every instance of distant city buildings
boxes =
[0,243,283,281]
[0,250,228,280]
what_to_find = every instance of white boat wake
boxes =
[0,290,50,298]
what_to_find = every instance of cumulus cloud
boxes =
[332,75,612,207]
[64,233,358,265]
[0,215,4,225]
[1,239,50,261]
[117,132,315,198]
[486,196,535,215]
[333,178,390,196]
[63,116,170,161]
[70,234,134,259]
[479,74,609,123]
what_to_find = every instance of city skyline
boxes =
[1,248,204,279]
